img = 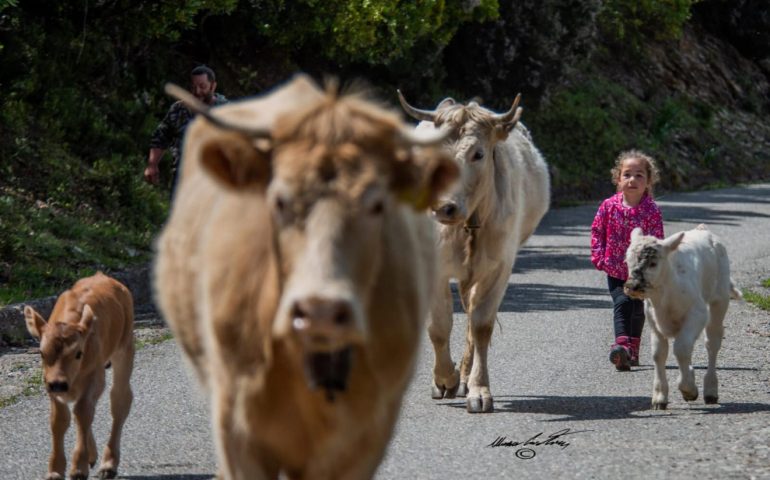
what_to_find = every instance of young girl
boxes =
[591,150,664,371]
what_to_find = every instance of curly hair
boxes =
[611,149,660,196]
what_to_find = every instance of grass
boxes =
[743,277,770,312]
[0,367,43,409]
[134,331,174,350]
[0,185,164,306]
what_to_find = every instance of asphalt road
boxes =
[2,183,769,480]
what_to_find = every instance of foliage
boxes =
[0,0,767,303]
[527,73,731,202]
[251,0,498,66]
[598,0,700,50]
[442,0,602,108]
[744,290,770,312]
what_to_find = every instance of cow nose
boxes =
[48,381,68,393]
[291,297,356,346]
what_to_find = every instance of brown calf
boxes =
[25,272,134,480]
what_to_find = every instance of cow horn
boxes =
[398,125,451,146]
[164,83,272,138]
[492,93,523,125]
[397,90,438,122]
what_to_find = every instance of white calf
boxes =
[624,225,741,409]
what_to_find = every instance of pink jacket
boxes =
[591,192,664,280]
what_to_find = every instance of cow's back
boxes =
[498,123,550,244]
[72,272,134,360]
[672,229,732,304]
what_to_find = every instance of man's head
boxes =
[191,65,217,104]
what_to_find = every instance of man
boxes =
[144,65,228,190]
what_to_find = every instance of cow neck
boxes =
[462,210,480,274]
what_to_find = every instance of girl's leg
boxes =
[607,276,632,370]
[629,297,646,365]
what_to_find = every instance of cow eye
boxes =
[649,261,657,268]
[369,200,384,216]
[75,351,83,360]
[472,150,485,161]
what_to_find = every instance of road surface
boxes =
[2,183,769,479]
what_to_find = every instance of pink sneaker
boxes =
[629,337,641,366]
[609,336,631,371]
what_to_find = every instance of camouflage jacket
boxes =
[149,93,228,166]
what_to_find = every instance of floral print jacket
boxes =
[590,192,664,280]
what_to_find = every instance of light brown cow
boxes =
[399,92,550,413]
[153,75,458,479]
[25,272,134,480]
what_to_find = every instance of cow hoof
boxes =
[443,381,460,399]
[70,473,88,480]
[45,473,64,480]
[704,395,719,405]
[652,402,668,410]
[431,383,445,399]
[456,382,468,398]
[681,390,698,402]
[98,467,118,479]
[467,395,494,413]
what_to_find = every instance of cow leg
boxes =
[212,386,272,480]
[704,300,727,404]
[465,270,508,414]
[457,320,473,398]
[428,281,460,399]
[456,282,473,398]
[46,396,71,480]
[673,306,706,403]
[99,345,134,479]
[649,321,669,410]
[70,373,105,480]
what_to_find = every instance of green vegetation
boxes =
[0,1,766,303]
[744,278,770,312]
[528,73,727,200]
[134,331,175,350]
[0,367,43,409]
[598,0,699,51]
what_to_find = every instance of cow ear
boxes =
[78,304,96,335]
[631,227,644,241]
[393,148,459,210]
[200,132,272,190]
[24,306,47,340]
[437,97,456,109]
[661,231,685,253]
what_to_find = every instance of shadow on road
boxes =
[515,246,592,273]
[451,283,608,314]
[689,402,770,414]
[123,475,214,480]
[441,395,650,421]
[657,186,770,206]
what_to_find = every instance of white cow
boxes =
[624,225,742,409]
[399,92,550,413]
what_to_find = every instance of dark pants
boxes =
[607,276,645,338]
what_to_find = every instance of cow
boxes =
[624,225,742,410]
[397,92,550,413]
[24,272,134,480]
[153,75,459,479]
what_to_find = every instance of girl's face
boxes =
[618,157,649,204]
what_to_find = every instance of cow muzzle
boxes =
[47,380,69,393]
[623,280,647,299]
[432,201,466,225]
[290,296,364,399]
